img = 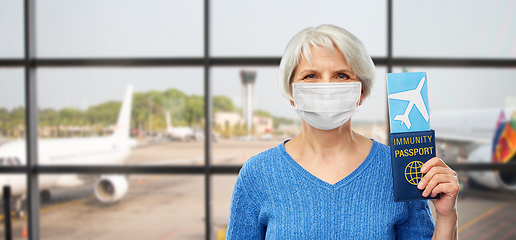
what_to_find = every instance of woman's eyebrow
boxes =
[334,69,356,77]
[334,68,353,73]
[297,69,317,76]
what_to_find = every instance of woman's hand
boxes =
[417,157,459,239]
[417,157,459,216]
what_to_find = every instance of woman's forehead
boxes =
[298,45,350,69]
[301,44,341,64]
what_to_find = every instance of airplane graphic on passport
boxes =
[387,72,430,133]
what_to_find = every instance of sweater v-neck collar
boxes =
[279,139,378,190]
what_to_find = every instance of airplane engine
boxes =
[94,175,129,203]
[467,144,516,191]
[498,157,516,191]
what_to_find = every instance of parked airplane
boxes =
[0,85,135,217]
[165,111,202,141]
[388,76,429,129]
[432,108,516,192]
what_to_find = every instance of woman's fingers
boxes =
[430,182,459,198]
[419,172,458,197]
[416,157,458,197]
[420,157,446,173]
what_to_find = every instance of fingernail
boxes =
[417,182,423,189]
[421,166,426,172]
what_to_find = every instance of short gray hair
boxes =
[277,24,376,101]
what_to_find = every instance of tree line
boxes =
[0,88,294,138]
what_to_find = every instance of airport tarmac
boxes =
[1,139,516,239]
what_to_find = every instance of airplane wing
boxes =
[413,96,430,121]
[388,90,414,101]
[435,131,492,145]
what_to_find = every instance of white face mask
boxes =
[292,82,361,130]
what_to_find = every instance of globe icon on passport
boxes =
[405,161,424,185]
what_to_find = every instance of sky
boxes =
[1,0,516,122]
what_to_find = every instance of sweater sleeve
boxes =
[394,200,435,239]
[225,167,266,240]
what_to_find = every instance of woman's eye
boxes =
[304,74,316,79]
[337,73,349,79]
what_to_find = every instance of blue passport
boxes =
[390,130,439,202]
[387,72,438,202]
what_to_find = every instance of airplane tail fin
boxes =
[166,111,173,130]
[492,110,507,156]
[112,85,133,139]
[493,111,516,163]
[394,114,411,129]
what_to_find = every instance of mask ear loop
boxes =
[358,88,364,106]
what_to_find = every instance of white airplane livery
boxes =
[388,76,429,130]
[0,85,135,216]
[165,111,202,141]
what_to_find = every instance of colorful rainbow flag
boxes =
[493,111,516,163]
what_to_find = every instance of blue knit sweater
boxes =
[226,140,435,239]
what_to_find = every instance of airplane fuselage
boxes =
[0,136,131,197]
[0,85,134,203]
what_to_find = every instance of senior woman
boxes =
[226,24,459,239]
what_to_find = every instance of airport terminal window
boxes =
[210,0,387,57]
[36,67,206,166]
[0,68,26,171]
[0,0,24,58]
[36,0,204,58]
[26,64,211,236]
[393,0,516,58]
[1,0,516,239]
[37,175,205,239]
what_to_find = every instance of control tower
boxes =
[240,70,257,134]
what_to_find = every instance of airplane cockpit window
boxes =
[0,158,3,165]
[6,157,15,165]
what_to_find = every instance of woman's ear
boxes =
[358,90,364,106]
